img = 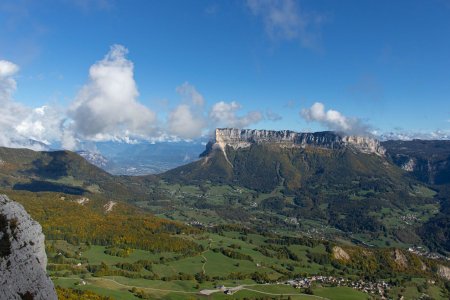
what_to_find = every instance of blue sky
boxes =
[0,0,449,149]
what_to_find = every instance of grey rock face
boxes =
[0,195,57,300]
[214,128,385,156]
[77,150,109,169]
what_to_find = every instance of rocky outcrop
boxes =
[332,246,350,261]
[392,249,408,269]
[382,140,450,185]
[214,128,385,156]
[0,195,57,300]
[77,150,109,169]
[437,265,450,281]
[401,157,416,172]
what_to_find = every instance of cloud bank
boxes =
[301,102,371,135]
[0,45,265,150]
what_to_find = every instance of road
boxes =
[56,276,330,299]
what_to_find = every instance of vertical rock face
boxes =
[437,265,450,281]
[0,195,57,300]
[382,140,450,185]
[214,128,385,156]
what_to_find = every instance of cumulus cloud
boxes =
[167,82,207,139]
[0,47,267,150]
[15,105,63,144]
[0,60,63,150]
[210,101,263,128]
[168,83,263,138]
[167,104,206,139]
[301,102,371,135]
[246,0,326,50]
[68,44,157,143]
[0,60,19,100]
[176,81,204,106]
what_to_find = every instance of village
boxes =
[408,246,450,261]
[284,276,390,298]
[200,276,391,298]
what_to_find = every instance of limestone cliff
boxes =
[437,265,450,281]
[0,195,57,300]
[213,128,385,156]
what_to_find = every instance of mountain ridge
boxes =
[212,128,386,157]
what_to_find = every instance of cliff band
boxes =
[213,128,386,156]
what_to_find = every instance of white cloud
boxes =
[210,101,263,128]
[0,60,19,101]
[0,60,63,150]
[168,84,263,138]
[301,102,371,135]
[167,82,207,139]
[15,105,63,144]
[378,130,450,141]
[68,44,157,142]
[0,48,268,150]
[167,104,206,139]
[61,124,78,150]
[246,0,326,50]
[176,81,204,106]
[0,60,19,77]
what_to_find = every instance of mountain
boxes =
[0,147,154,201]
[163,128,400,192]
[93,140,206,175]
[382,140,450,253]
[0,194,57,300]
[0,132,447,253]
[77,150,110,169]
[382,140,450,185]
[160,128,442,246]
[0,134,449,299]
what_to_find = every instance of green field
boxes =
[48,227,450,300]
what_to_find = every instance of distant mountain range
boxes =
[77,140,206,175]
[1,128,449,254]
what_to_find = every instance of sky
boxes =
[0,0,449,150]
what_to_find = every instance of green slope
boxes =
[0,147,155,200]
[160,143,440,246]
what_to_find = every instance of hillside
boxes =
[382,140,450,253]
[0,139,448,299]
[158,129,443,251]
[163,129,400,192]
[4,191,447,300]
[0,135,445,252]
[383,140,450,185]
[0,147,155,201]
